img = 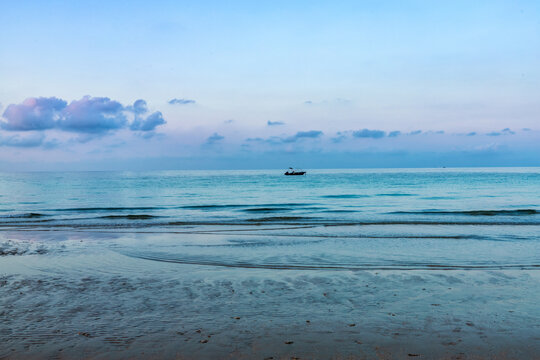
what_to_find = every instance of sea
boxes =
[1,168,539,358]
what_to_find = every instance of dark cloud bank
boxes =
[1,96,166,134]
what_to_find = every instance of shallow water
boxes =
[1,168,539,358]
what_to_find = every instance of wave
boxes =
[50,207,166,212]
[99,215,159,220]
[321,194,370,199]
[0,213,47,219]
[2,218,540,229]
[392,209,538,216]
[0,241,48,256]
[376,193,416,197]
[184,234,489,248]
[247,216,315,222]
[325,220,540,226]
[182,203,315,210]
[121,252,540,271]
[241,207,292,213]
[421,196,456,200]
[181,204,247,210]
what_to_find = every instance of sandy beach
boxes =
[1,229,539,359]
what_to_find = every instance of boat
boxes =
[284,167,306,176]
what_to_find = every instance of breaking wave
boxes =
[392,209,538,216]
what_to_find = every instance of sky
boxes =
[0,0,539,170]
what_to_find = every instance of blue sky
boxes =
[0,0,539,170]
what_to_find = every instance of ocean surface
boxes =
[1,168,539,358]
[1,168,539,270]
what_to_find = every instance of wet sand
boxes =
[1,254,539,359]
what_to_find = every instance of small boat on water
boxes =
[284,167,306,176]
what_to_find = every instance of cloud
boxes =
[334,98,351,105]
[331,132,348,143]
[267,121,285,126]
[1,97,67,131]
[388,131,401,137]
[1,96,167,135]
[304,98,351,106]
[169,98,196,105]
[127,99,166,132]
[502,128,515,135]
[283,130,323,143]
[245,137,264,142]
[246,130,324,145]
[0,133,45,147]
[467,132,477,136]
[42,138,61,149]
[72,134,102,144]
[487,128,515,136]
[58,96,126,133]
[130,111,166,131]
[409,130,422,135]
[136,131,164,140]
[353,129,386,139]
[294,130,323,138]
[126,99,148,115]
[206,133,224,144]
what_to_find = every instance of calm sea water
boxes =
[1,168,539,271]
